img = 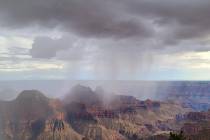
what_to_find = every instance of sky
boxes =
[0,0,210,80]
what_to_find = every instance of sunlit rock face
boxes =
[0,85,191,140]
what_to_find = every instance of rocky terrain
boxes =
[149,107,210,140]
[177,110,210,140]
[0,85,191,140]
[163,81,210,111]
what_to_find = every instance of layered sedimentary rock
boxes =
[0,85,190,140]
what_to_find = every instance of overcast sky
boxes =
[0,0,210,80]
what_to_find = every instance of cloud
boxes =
[28,32,210,80]
[0,59,65,72]
[1,0,210,51]
[0,0,153,39]
[30,36,70,58]
[1,0,210,80]
[126,0,210,42]
[0,0,210,42]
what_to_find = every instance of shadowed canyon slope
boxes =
[0,85,197,140]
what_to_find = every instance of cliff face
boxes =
[179,110,210,139]
[63,85,190,139]
[0,86,190,140]
[0,90,84,140]
[37,120,82,140]
[165,82,210,111]
[0,90,52,140]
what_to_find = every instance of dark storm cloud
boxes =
[30,37,71,58]
[126,0,210,41]
[1,0,210,59]
[0,0,152,39]
[30,35,152,59]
